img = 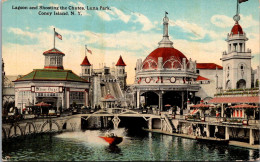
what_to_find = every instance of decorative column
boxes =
[148,118,152,130]
[206,124,210,137]
[66,88,70,108]
[225,126,230,140]
[85,89,89,106]
[221,103,224,118]
[61,90,65,109]
[249,129,254,145]
[159,91,163,112]
[137,90,140,109]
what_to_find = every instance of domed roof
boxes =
[142,47,188,69]
[231,22,243,35]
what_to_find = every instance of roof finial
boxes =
[158,12,173,48]
[233,0,248,22]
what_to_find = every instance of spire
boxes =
[81,56,91,66]
[116,55,126,66]
[158,12,173,48]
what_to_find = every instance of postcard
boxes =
[1,0,259,161]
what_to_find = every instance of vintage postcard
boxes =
[1,0,259,161]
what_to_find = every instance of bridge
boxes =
[2,108,175,140]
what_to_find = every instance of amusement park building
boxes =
[133,14,210,111]
[13,48,90,112]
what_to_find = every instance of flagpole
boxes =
[85,45,87,56]
[236,0,239,15]
[54,28,55,48]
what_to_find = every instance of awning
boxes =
[35,102,51,107]
[209,96,259,104]
[230,104,259,109]
[190,108,199,115]
[190,103,213,108]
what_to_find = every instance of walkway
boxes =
[144,128,260,150]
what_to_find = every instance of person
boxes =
[216,111,220,122]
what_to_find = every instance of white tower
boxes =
[80,56,92,82]
[115,55,127,90]
[221,15,252,90]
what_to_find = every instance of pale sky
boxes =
[2,0,259,84]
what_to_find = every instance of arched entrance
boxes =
[236,79,246,89]
[163,91,182,110]
[141,91,158,108]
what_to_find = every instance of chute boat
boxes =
[99,133,123,145]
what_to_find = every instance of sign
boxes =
[35,87,59,93]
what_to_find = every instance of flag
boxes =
[55,32,62,40]
[87,49,92,54]
[239,0,248,3]
[85,45,92,54]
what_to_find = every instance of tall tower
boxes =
[115,55,127,90]
[43,48,65,70]
[221,14,252,90]
[80,55,92,82]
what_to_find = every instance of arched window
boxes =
[236,79,246,89]
[226,80,231,89]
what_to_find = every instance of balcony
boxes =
[214,88,259,97]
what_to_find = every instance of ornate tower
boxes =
[158,12,173,48]
[43,48,65,70]
[221,14,252,89]
[115,55,127,90]
[80,55,92,82]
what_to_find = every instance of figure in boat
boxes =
[99,132,123,145]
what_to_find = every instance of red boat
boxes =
[99,133,123,145]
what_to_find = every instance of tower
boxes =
[115,55,127,90]
[221,14,252,90]
[43,48,65,70]
[80,55,92,82]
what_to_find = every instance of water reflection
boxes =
[2,129,259,161]
[105,145,121,154]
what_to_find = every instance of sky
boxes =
[2,0,260,84]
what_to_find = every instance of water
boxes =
[2,129,259,161]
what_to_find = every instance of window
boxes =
[50,57,55,65]
[240,65,244,70]
[196,69,200,74]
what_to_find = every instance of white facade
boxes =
[196,68,223,99]
[14,81,89,111]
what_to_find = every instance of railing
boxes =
[215,88,259,97]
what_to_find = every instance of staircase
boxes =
[163,114,174,133]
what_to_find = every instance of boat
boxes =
[99,133,123,145]
[195,136,229,145]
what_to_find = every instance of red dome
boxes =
[231,22,243,35]
[142,47,188,69]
